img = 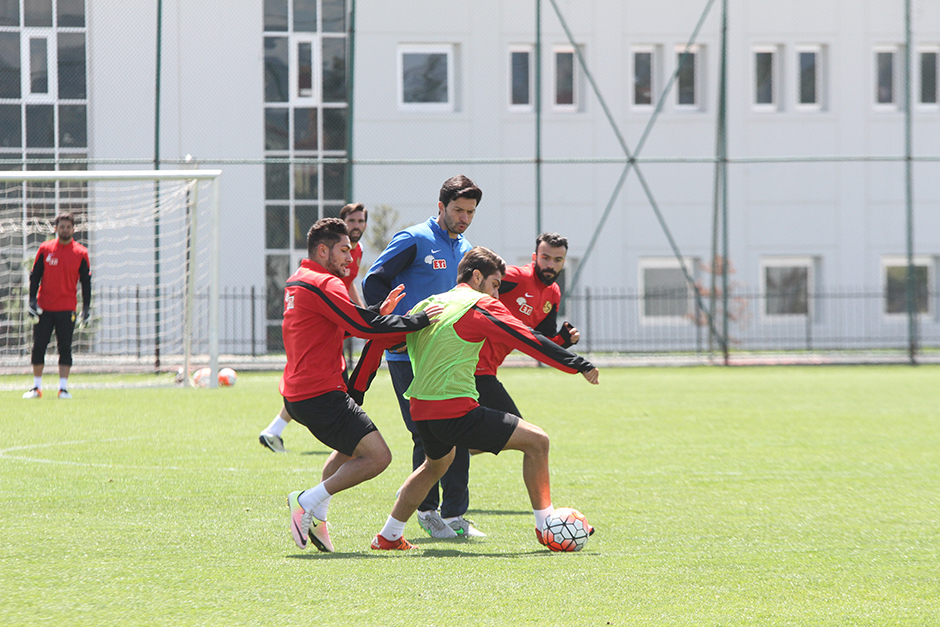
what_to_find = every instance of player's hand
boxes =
[562,321,580,345]
[27,299,41,323]
[379,284,406,315]
[78,309,90,329]
[423,303,444,323]
[581,368,599,385]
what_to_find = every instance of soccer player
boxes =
[23,212,91,399]
[358,247,599,550]
[361,174,483,538]
[259,202,368,453]
[280,218,442,553]
[475,232,580,417]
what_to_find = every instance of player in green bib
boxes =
[368,246,600,550]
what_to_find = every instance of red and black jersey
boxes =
[350,287,594,420]
[30,238,91,312]
[280,258,431,402]
[339,242,362,290]
[475,263,568,376]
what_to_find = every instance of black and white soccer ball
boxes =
[542,507,591,552]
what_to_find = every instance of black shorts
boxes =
[414,405,520,461]
[32,310,76,366]
[283,390,378,457]
[475,375,522,418]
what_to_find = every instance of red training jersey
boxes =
[340,242,362,290]
[31,238,91,312]
[475,263,565,376]
[279,258,430,402]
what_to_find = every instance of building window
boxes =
[753,46,778,109]
[632,46,656,108]
[796,46,824,110]
[264,0,349,346]
[883,256,933,316]
[508,45,532,110]
[919,48,938,106]
[675,45,702,109]
[398,44,455,111]
[553,45,580,111]
[875,47,899,108]
[639,258,697,321]
[761,258,814,318]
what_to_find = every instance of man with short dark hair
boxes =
[259,202,370,453]
[279,217,441,553]
[354,246,599,550]
[474,232,580,417]
[362,175,484,538]
[23,212,91,399]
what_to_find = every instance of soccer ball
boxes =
[218,367,237,387]
[542,507,591,552]
[192,367,211,388]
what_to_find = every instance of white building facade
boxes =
[2,0,939,356]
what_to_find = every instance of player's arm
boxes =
[79,255,91,324]
[362,231,417,307]
[533,304,578,348]
[347,281,365,308]
[461,299,596,378]
[27,250,44,318]
[292,276,433,339]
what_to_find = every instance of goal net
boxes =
[0,170,222,383]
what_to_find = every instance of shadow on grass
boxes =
[297,450,330,456]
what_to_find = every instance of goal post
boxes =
[0,169,223,386]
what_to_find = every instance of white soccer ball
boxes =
[218,367,237,387]
[192,367,211,388]
[542,507,591,552]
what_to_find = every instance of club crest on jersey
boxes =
[543,301,552,314]
[284,293,295,311]
[425,254,446,270]
[46,254,58,266]
[516,296,533,316]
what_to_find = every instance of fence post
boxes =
[251,285,257,357]
[136,285,141,359]
[585,287,592,354]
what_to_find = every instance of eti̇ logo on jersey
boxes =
[516,296,533,316]
[284,293,295,311]
[425,254,447,270]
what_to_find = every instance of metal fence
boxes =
[7,286,939,368]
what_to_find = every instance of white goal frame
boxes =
[0,169,224,387]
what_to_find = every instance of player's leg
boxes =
[24,312,55,398]
[259,404,291,452]
[500,418,551,511]
[53,311,75,398]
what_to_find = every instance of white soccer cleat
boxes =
[57,389,72,399]
[416,510,458,538]
[22,387,42,399]
[259,433,286,453]
[447,516,486,537]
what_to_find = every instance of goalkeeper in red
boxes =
[280,218,441,553]
[360,246,599,550]
[23,212,91,399]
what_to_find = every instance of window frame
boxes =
[674,44,704,111]
[882,255,934,319]
[638,256,698,325]
[759,256,815,321]
[289,33,321,104]
[397,43,455,112]
[508,44,533,112]
[917,45,939,109]
[631,45,657,110]
[873,45,901,110]
[551,44,580,112]
[795,44,824,111]
[752,45,779,111]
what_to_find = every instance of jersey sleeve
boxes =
[458,297,594,374]
[28,247,45,301]
[362,230,418,307]
[290,275,430,339]
[79,253,91,311]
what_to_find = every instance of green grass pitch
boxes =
[1,365,938,626]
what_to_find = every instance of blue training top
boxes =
[362,217,472,362]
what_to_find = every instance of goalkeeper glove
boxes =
[78,309,90,329]
[28,299,41,323]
